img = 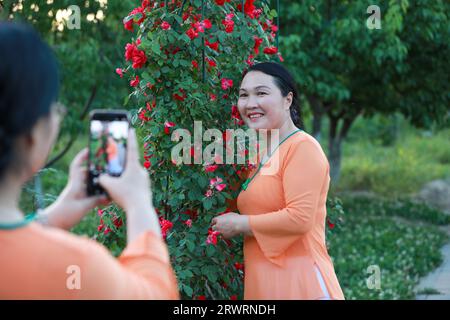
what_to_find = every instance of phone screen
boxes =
[88,112,129,195]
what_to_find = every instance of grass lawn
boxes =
[328,194,449,299]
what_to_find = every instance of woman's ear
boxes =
[284,92,293,110]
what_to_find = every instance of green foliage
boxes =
[338,121,450,196]
[111,0,283,299]
[2,0,136,139]
[340,194,450,226]
[329,215,447,299]
[328,195,449,299]
[280,0,449,128]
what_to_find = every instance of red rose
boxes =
[113,217,123,228]
[215,0,230,5]
[327,219,335,229]
[206,228,220,245]
[164,121,175,134]
[244,0,256,18]
[130,75,140,87]
[205,57,217,67]
[186,27,198,40]
[263,46,278,55]
[123,19,134,31]
[124,43,137,61]
[131,49,147,69]
[215,184,226,192]
[205,39,219,51]
[115,68,124,78]
[253,36,263,55]
[159,217,173,239]
[205,164,219,172]
[234,262,244,271]
[221,78,233,90]
[245,54,254,66]
[125,42,147,69]
[161,21,171,30]
[184,219,192,228]
[123,6,146,31]
[222,13,235,33]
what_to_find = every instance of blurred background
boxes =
[1,0,449,299]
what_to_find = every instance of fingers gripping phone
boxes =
[87,110,130,196]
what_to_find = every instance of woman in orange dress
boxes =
[0,23,178,299]
[212,62,344,300]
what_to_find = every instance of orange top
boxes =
[106,138,119,160]
[0,223,179,299]
[237,131,344,300]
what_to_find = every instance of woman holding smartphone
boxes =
[211,62,344,300]
[0,23,178,299]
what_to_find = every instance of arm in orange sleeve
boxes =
[77,231,179,299]
[248,140,329,266]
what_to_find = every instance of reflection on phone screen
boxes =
[89,119,128,178]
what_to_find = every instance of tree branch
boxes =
[44,85,97,168]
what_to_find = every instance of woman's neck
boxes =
[266,118,299,155]
[0,177,24,223]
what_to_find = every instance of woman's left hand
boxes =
[211,212,252,239]
[42,148,109,230]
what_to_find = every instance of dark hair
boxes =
[244,62,303,129]
[0,22,59,179]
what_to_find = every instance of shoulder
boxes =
[283,131,329,169]
[27,223,111,262]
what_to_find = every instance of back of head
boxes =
[0,22,59,179]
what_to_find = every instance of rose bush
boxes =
[94,0,342,299]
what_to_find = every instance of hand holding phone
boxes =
[87,110,129,196]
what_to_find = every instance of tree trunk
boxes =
[327,109,360,184]
[328,116,342,183]
[329,136,342,184]
[307,95,324,141]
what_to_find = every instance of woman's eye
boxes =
[239,94,248,98]
[257,92,267,96]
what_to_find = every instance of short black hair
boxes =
[0,22,60,179]
[244,62,303,129]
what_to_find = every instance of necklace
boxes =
[0,213,36,230]
[241,129,302,191]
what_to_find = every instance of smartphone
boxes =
[87,110,130,196]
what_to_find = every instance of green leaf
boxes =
[203,198,213,210]
[151,40,161,55]
[173,14,184,25]
[161,66,171,73]
[187,240,196,252]
[206,245,216,257]
[183,285,193,297]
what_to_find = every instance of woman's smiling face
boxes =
[237,71,292,130]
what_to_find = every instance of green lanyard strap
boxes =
[241,129,302,191]
[0,213,37,230]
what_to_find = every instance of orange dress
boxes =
[237,131,344,300]
[0,223,179,299]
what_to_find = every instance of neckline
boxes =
[0,213,36,230]
[241,129,302,191]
